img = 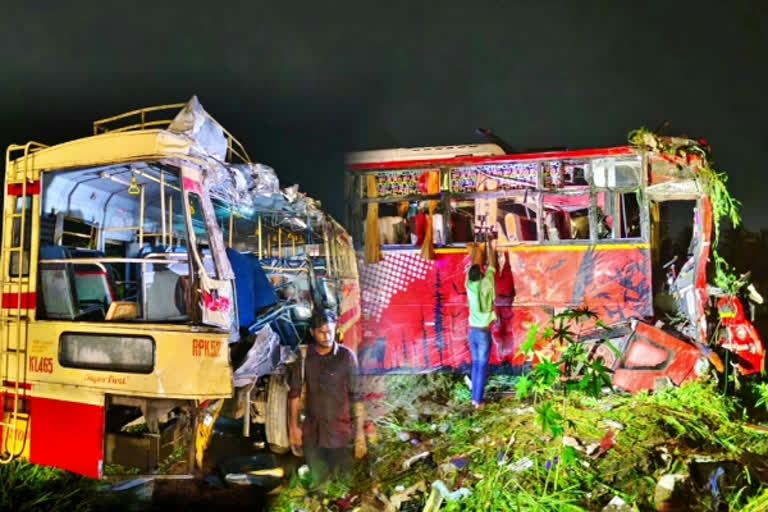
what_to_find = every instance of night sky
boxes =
[1,1,766,229]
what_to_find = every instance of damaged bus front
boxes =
[345,134,763,393]
[0,98,360,477]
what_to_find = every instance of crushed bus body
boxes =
[0,97,360,478]
[345,134,763,393]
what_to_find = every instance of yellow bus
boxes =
[0,97,361,477]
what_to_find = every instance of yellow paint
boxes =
[195,399,224,469]
[25,321,233,400]
[6,130,196,174]
[2,412,30,459]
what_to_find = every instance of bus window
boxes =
[188,193,218,278]
[448,200,475,244]
[497,198,537,242]
[596,190,641,240]
[10,195,33,277]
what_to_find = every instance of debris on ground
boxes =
[269,375,768,511]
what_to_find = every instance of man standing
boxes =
[288,309,367,483]
[465,240,497,409]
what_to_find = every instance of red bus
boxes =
[344,137,764,393]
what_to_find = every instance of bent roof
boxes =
[7,129,196,176]
[346,145,637,171]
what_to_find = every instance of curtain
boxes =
[365,175,381,263]
[420,170,440,260]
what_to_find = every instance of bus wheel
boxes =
[265,374,290,454]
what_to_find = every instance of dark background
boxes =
[0,1,766,229]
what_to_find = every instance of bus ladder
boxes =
[0,142,46,463]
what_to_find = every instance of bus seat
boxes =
[70,248,116,308]
[504,213,523,241]
[105,301,139,321]
[569,213,590,239]
[142,266,188,321]
[504,213,537,242]
[39,245,104,320]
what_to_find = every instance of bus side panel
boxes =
[358,246,652,374]
[29,396,104,478]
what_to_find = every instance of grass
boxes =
[0,460,103,512]
[271,375,768,511]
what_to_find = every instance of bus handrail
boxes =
[40,257,187,269]
[92,103,251,164]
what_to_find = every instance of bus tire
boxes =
[266,374,290,454]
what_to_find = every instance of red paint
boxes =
[2,380,32,390]
[612,322,700,393]
[717,296,765,375]
[348,146,635,171]
[29,396,104,478]
[356,247,652,374]
[1,292,36,309]
[201,290,230,312]
[74,269,117,301]
[6,180,41,196]
[182,177,203,194]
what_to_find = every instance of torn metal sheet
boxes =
[232,324,282,387]
[168,96,227,161]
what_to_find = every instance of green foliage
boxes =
[535,401,565,437]
[0,460,101,512]
[754,382,768,413]
[103,464,141,476]
[518,321,539,357]
[628,127,746,294]
[577,357,613,399]
[515,374,533,399]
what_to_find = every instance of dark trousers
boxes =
[304,444,353,484]
[469,327,491,403]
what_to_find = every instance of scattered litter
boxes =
[743,423,768,434]
[589,429,616,458]
[110,477,154,492]
[394,485,405,492]
[563,435,585,452]
[402,451,431,471]
[602,495,632,511]
[438,423,450,434]
[601,419,624,431]
[450,456,469,469]
[508,457,534,473]
[438,462,457,475]
[511,406,535,415]
[654,473,687,505]
[378,480,427,512]
[396,431,411,442]
[225,466,285,486]
[423,480,472,512]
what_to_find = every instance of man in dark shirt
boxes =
[288,309,367,483]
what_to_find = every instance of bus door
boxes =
[180,166,236,331]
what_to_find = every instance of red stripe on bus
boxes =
[29,396,104,478]
[1,292,36,309]
[347,145,636,171]
[7,181,41,195]
[2,380,32,391]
